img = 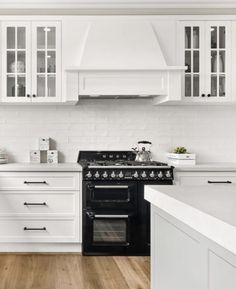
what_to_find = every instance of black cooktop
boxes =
[78,150,168,168]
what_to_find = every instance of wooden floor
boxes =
[0,254,150,289]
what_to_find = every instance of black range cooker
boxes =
[78,151,174,256]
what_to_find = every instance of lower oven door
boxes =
[84,181,137,210]
[82,211,138,255]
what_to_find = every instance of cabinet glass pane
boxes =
[17,76,26,97]
[211,51,217,73]
[211,75,217,96]
[37,27,45,49]
[211,27,217,49]
[193,51,199,73]
[193,75,199,97]
[193,27,199,49]
[17,51,26,73]
[48,75,56,97]
[185,51,191,72]
[219,76,225,96]
[7,27,15,49]
[219,51,225,73]
[17,27,25,49]
[185,75,191,97]
[47,27,56,49]
[185,27,191,49]
[7,75,15,97]
[37,51,45,73]
[37,75,45,97]
[7,51,15,73]
[219,27,225,49]
[47,51,56,73]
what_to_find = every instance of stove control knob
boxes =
[86,171,92,178]
[111,171,116,178]
[133,171,139,178]
[102,171,108,178]
[150,171,155,178]
[94,171,100,178]
[166,170,171,178]
[157,171,163,178]
[118,171,124,178]
[141,171,147,178]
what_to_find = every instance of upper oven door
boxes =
[84,181,137,210]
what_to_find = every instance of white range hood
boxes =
[66,20,186,103]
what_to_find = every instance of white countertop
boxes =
[174,162,236,171]
[145,185,236,255]
[0,163,82,172]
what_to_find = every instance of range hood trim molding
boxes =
[65,66,187,72]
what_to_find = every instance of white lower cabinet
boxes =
[0,171,80,245]
[174,171,236,186]
[0,219,76,242]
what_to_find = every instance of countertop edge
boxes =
[0,163,82,172]
[145,185,236,255]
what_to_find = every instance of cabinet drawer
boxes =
[0,219,77,242]
[177,175,236,186]
[0,172,79,191]
[0,193,75,215]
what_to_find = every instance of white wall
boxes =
[0,100,235,164]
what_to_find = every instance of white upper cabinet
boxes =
[2,21,61,103]
[181,21,231,102]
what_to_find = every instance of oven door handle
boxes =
[93,185,129,189]
[94,215,129,218]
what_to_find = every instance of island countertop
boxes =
[145,185,236,255]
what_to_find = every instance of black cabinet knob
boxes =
[207,94,211,97]
[32,94,36,98]
[201,94,205,97]
[27,94,31,98]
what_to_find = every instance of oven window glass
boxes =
[93,219,127,243]
[92,187,130,202]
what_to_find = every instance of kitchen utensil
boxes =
[132,141,152,162]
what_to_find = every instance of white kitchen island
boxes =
[145,185,236,289]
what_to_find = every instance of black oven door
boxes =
[84,182,137,210]
[83,211,138,255]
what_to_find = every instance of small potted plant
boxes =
[167,146,196,166]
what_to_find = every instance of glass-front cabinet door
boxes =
[32,22,61,102]
[205,22,230,100]
[184,23,204,98]
[2,23,31,102]
[182,21,231,102]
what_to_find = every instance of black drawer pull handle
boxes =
[24,227,46,231]
[208,181,232,184]
[24,181,47,184]
[24,202,47,206]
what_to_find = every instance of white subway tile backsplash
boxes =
[0,100,235,163]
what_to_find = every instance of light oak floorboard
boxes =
[0,254,150,289]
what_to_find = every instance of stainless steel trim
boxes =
[89,165,171,169]
[94,215,129,218]
[94,185,129,189]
